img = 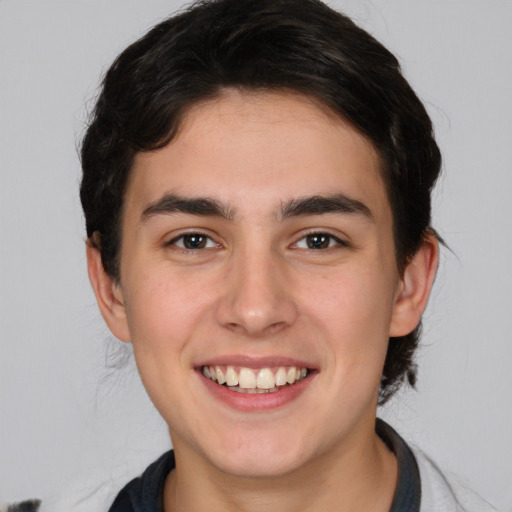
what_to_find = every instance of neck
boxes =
[164,422,398,512]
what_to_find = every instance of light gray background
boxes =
[1,0,511,510]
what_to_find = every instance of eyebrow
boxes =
[140,192,373,223]
[279,194,374,221]
[141,194,234,222]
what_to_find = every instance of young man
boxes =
[81,0,495,510]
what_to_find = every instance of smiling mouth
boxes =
[201,365,309,394]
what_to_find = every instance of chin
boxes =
[215,452,306,479]
[203,429,316,478]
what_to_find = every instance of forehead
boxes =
[126,89,389,222]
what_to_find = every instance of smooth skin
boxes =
[88,90,438,512]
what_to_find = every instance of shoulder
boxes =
[108,450,175,512]
[36,477,120,512]
[412,447,497,512]
[35,451,175,512]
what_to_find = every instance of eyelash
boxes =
[166,232,220,250]
[293,232,348,250]
[165,231,348,251]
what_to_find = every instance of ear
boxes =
[86,242,131,342]
[389,232,439,337]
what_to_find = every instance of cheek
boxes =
[302,267,395,382]
[123,267,217,355]
[121,270,216,422]
[304,266,395,335]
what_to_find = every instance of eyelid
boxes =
[165,230,222,250]
[162,228,349,251]
[291,230,349,250]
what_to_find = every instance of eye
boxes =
[168,233,219,250]
[294,232,346,250]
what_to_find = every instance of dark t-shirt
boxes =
[108,420,421,512]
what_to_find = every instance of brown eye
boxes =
[294,232,346,250]
[183,234,207,249]
[170,233,217,250]
[306,234,330,249]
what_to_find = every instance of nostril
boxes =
[223,319,290,337]
[266,321,289,334]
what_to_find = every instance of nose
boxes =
[215,246,298,337]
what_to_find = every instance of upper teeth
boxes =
[202,365,308,390]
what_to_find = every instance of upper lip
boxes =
[197,354,316,370]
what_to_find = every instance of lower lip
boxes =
[198,370,316,412]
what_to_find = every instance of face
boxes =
[101,90,412,477]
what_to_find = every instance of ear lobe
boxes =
[389,233,439,337]
[86,243,131,342]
